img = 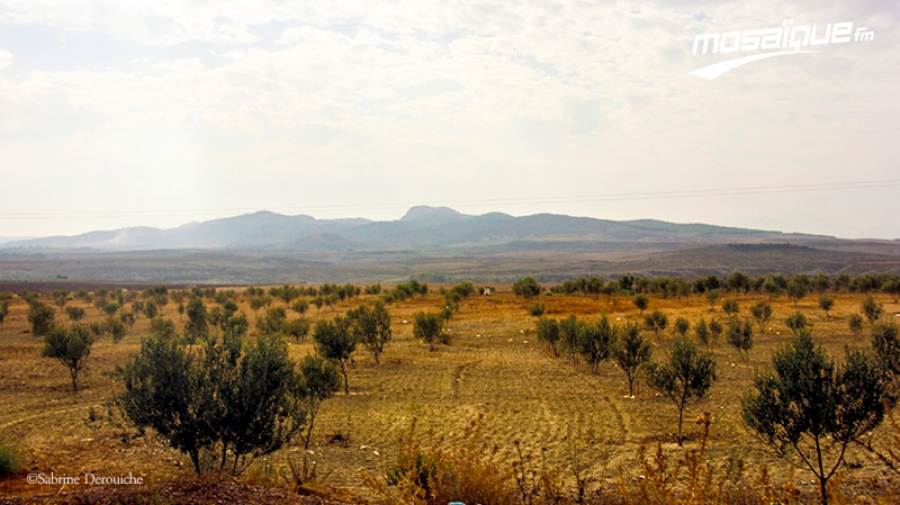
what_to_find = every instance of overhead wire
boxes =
[1,178,897,220]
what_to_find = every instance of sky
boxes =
[0,0,898,240]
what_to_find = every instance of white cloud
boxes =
[0,0,898,238]
[0,48,10,70]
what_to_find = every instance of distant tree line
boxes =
[513,271,900,302]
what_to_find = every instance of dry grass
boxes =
[2,287,900,503]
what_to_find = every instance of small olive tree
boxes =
[184,296,209,343]
[65,306,86,322]
[786,275,810,306]
[560,314,580,365]
[818,294,834,318]
[27,300,56,337]
[347,301,392,364]
[633,294,649,314]
[613,323,651,397]
[862,295,884,324]
[722,299,740,318]
[849,313,864,336]
[512,277,542,299]
[674,317,690,337]
[750,301,773,332]
[709,318,724,344]
[646,337,717,445]
[883,278,900,303]
[577,315,617,374]
[297,355,341,449]
[785,311,811,336]
[536,317,561,357]
[313,317,356,394]
[413,311,444,352]
[727,318,754,362]
[695,318,711,347]
[872,321,900,385]
[644,310,668,338]
[705,289,721,309]
[256,306,288,335]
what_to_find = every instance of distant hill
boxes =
[0,206,825,253]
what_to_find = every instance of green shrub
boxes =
[0,440,21,477]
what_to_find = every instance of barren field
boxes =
[2,285,900,503]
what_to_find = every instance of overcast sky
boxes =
[1,0,897,239]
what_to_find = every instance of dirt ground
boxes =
[2,285,900,502]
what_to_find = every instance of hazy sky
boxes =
[1,0,898,239]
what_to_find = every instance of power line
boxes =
[2,178,898,220]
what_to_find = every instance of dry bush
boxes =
[623,413,757,505]
[511,441,568,505]
[612,413,875,505]
[364,415,517,505]
[362,413,887,505]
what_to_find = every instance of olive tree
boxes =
[705,289,721,309]
[106,315,127,343]
[708,318,724,346]
[695,318,711,347]
[65,306,86,322]
[119,330,306,475]
[742,331,892,505]
[214,333,304,473]
[297,355,341,449]
[727,318,754,362]
[674,317,690,337]
[512,276,542,299]
[27,300,55,337]
[413,311,444,352]
[883,278,900,303]
[849,313,864,336]
[818,294,834,318]
[536,317,561,357]
[184,296,209,343]
[613,323,651,397]
[872,322,900,385]
[785,311,811,336]
[646,337,717,445]
[811,273,831,293]
[862,295,884,324]
[750,301,773,332]
[42,324,93,392]
[256,306,290,336]
[142,299,158,319]
[726,271,751,294]
[633,294,649,314]
[644,310,668,338]
[722,299,740,318]
[560,314,580,365]
[313,317,356,394]
[787,275,810,306]
[577,315,617,373]
[346,301,392,364]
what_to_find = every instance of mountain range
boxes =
[0,206,825,252]
[2,207,898,283]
